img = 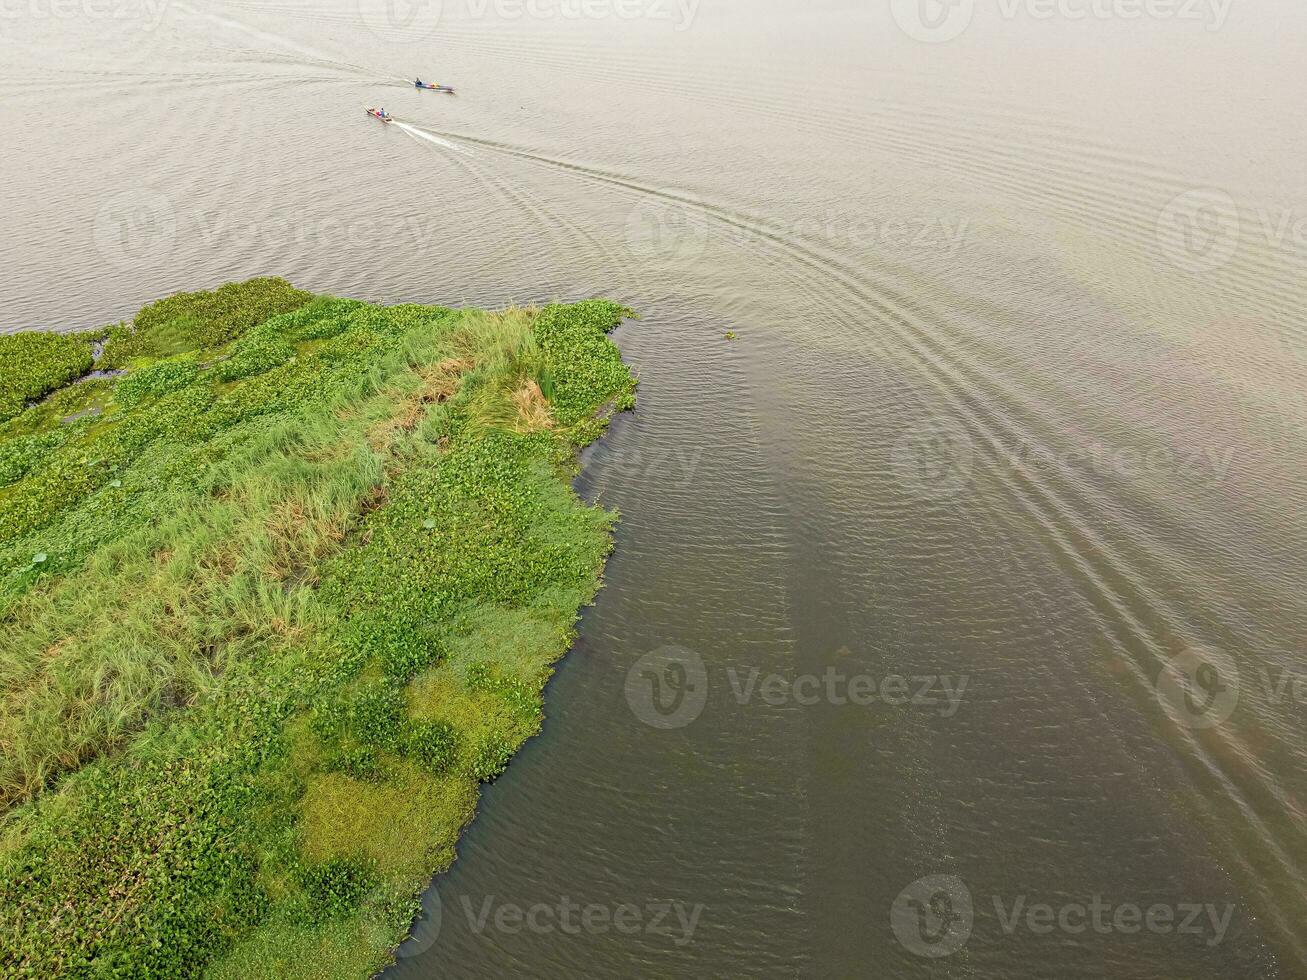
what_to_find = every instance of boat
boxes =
[366,107,392,123]
[414,81,455,93]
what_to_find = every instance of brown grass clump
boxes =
[366,358,473,451]
[511,378,554,432]
[262,498,346,583]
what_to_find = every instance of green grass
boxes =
[0,279,637,977]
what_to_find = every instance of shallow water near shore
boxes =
[4,1,1307,975]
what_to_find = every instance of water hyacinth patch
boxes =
[0,282,636,978]
[0,330,95,422]
[114,356,200,407]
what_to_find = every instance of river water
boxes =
[4,1,1306,976]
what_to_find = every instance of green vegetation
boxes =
[0,278,636,977]
[0,331,95,422]
[99,277,314,368]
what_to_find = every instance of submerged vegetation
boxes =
[0,279,636,977]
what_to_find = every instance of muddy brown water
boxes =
[3,1,1306,976]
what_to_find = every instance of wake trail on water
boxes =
[172,2,393,85]
[173,2,332,64]
[377,125,1307,972]
[395,123,473,156]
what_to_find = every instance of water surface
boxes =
[3,1,1306,975]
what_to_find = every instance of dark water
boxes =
[4,1,1307,976]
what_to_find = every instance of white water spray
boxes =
[396,123,472,156]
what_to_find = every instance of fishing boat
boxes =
[414,80,455,93]
[365,107,392,123]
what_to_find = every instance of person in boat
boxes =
[415,78,423,87]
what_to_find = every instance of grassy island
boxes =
[0,279,636,977]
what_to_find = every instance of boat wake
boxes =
[394,123,472,156]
